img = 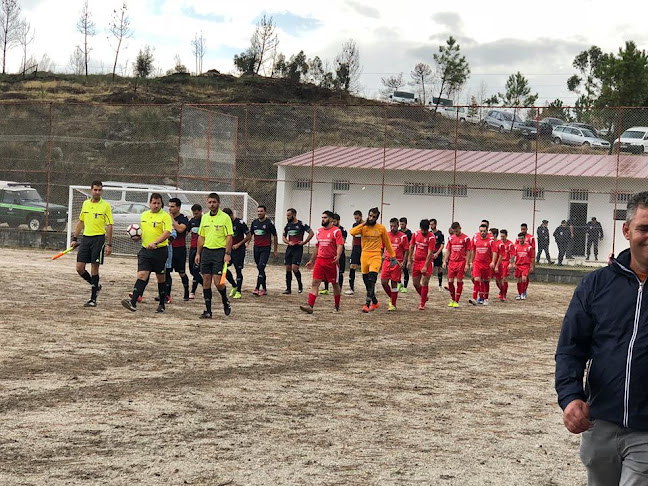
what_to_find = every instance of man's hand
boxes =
[490,262,495,270]
[70,239,79,248]
[442,261,447,270]
[105,246,112,257]
[389,257,398,268]
[232,243,240,251]
[332,255,339,263]
[146,242,157,250]
[194,253,201,266]
[305,260,314,269]
[563,399,592,434]
[225,253,231,264]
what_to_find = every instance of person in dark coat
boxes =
[536,219,552,264]
[585,216,604,260]
[553,220,571,265]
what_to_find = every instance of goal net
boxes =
[68,185,258,256]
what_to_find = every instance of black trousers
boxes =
[586,237,600,259]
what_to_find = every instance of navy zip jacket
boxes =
[555,248,648,430]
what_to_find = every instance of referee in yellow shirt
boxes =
[121,193,172,313]
[70,180,113,307]
[194,192,234,318]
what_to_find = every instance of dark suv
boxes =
[0,182,68,231]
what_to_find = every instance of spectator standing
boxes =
[553,220,571,266]
[536,219,552,264]
[585,216,604,261]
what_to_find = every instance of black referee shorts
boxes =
[137,247,168,274]
[338,250,346,273]
[201,248,226,275]
[284,245,304,266]
[434,254,444,268]
[231,247,245,270]
[171,245,187,273]
[77,235,106,264]
[350,246,362,265]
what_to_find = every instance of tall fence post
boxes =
[532,107,539,231]
[308,105,317,229]
[451,108,459,222]
[233,116,239,191]
[206,110,212,191]
[45,102,53,230]
[380,106,387,221]
[176,103,184,190]
[611,107,624,258]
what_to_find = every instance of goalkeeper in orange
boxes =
[349,207,397,313]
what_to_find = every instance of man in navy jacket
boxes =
[556,191,648,484]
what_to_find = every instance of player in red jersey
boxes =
[511,232,535,300]
[469,223,496,305]
[443,221,472,307]
[380,218,409,311]
[491,229,515,301]
[406,219,435,311]
[300,211,344,314]
[520,223,536,251]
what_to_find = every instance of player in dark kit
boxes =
[165,198,190,302]
[282,208,314,294]
[240,205,278,296]
[430,218,445,292]
[223,208,249,299]
[345,210,364,295]
[398,217,413,292]
[188,204,202,299]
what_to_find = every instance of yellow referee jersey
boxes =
[199,209,233,249]
[80,198,113,236]
[140,209,172,248]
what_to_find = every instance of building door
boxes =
[569,202,588,256]
[332,193,352,229]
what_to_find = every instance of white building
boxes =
[275,146,646,259]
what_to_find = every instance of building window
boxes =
[294,178,311,190]
[523,187,545,200]
[610,192,634,204]
[570,189,589,201]
[333,180,350,192]
[614,209,627,221]
[404,183,467,197]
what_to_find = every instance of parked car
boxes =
[517,120,554,139]
[0,181,68,231]
[388,91,418,105]
[99,181,191,206]
[551,125,611,149]
[482,110,523,132]
[111,202,150,230]
[567,122,600,136]
[437,106,480,124]
[613,126,648,154]
[540,117,565,129]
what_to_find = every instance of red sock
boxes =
[448,282,456,301]
[415,284,422,295]
[308,293,317,307]
[334,294,341,308]
[495,280,502,291]
[421,285,429,305]
[517,282,522,295]
[382,283,392,297]
[524,281,529,293]
[473,281,479,300]
[391,287,398,306]
[503,281,508,298]
[483,281,490,300]
[456,282,463,302]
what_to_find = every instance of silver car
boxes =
[482,110,523,132]
[552,125,611,149]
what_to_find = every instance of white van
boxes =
[100,181,191,205]
[389,91,418,104]
[613,126,648,154]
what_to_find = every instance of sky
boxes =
[15,0,648,105]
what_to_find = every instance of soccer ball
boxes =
[126,224,141,239]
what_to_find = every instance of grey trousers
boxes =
[580,419,648,485]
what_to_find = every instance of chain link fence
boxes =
[0,102,645,262]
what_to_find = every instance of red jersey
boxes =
[472,234,495,265]
[386,230,409,262]
[411,230,436,262]
[523,232,536,250]
[447,233,472,263]
[496,240,515,262]
[316,226,344,261]
[473,231,494,242]
[513,241,534,266]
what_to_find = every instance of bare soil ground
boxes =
[0,248,584,485]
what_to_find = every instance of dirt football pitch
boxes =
[0,248,586,485]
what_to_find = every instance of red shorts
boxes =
[313,260,339,284]
[514,265,530,279]
[472,262,491,280]
[495,261,510,280]
[447,261,466,280]
[412,260,433,278]
[381,259,403,281]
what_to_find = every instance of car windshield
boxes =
[11,189,42,202]
[581,129,597,138]
[112,204,133,214]
[622,130,646,139]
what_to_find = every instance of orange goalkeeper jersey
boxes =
[349,223,395,257]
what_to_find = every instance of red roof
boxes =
[276,146,648,179]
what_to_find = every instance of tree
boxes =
[431,36,470,112]
[172,54,187,74]
[286,50,308,83]
[17,19,33,73]
[68,46,84,75]
[77,0,95,77]
[234,50,256,75]
[0,0,21,74]
[596,41,648,107]
[409,63,433,105]
[498,72,538,130]
[190,31,206,75]
[380,72,404,98]
[333,39,361,93]
[233,15,278,76]
[109,2,133,80]
[133,45,154,79]
[541,99,571,121]
[467,95,479,117]
[567,45,602,121]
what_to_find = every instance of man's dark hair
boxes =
[90,180,102,188]
[323,210,334,218]
[333,213,340,221]
[479,223,488,230]
[287,208,296,215]
[430,218,437,224]
[368,207,380,217]
[191,204,202,212]
[169,197,181,207]
[150,192,163,204]
[482,219,489,226]
[518,232,526,237]
[399,217,407,224]
[208,192,220,202]
[500,229,508,235]
[353,210,362,217]
[490,227,498,235]
[627,192,648,223]
[258,204,267,211]
[222,207,233,217]
[521,223,528,229]
[390,217,399,224]
[450,221,461,230]
[420,219,430,230]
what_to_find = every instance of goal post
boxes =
[68,185,257,256]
